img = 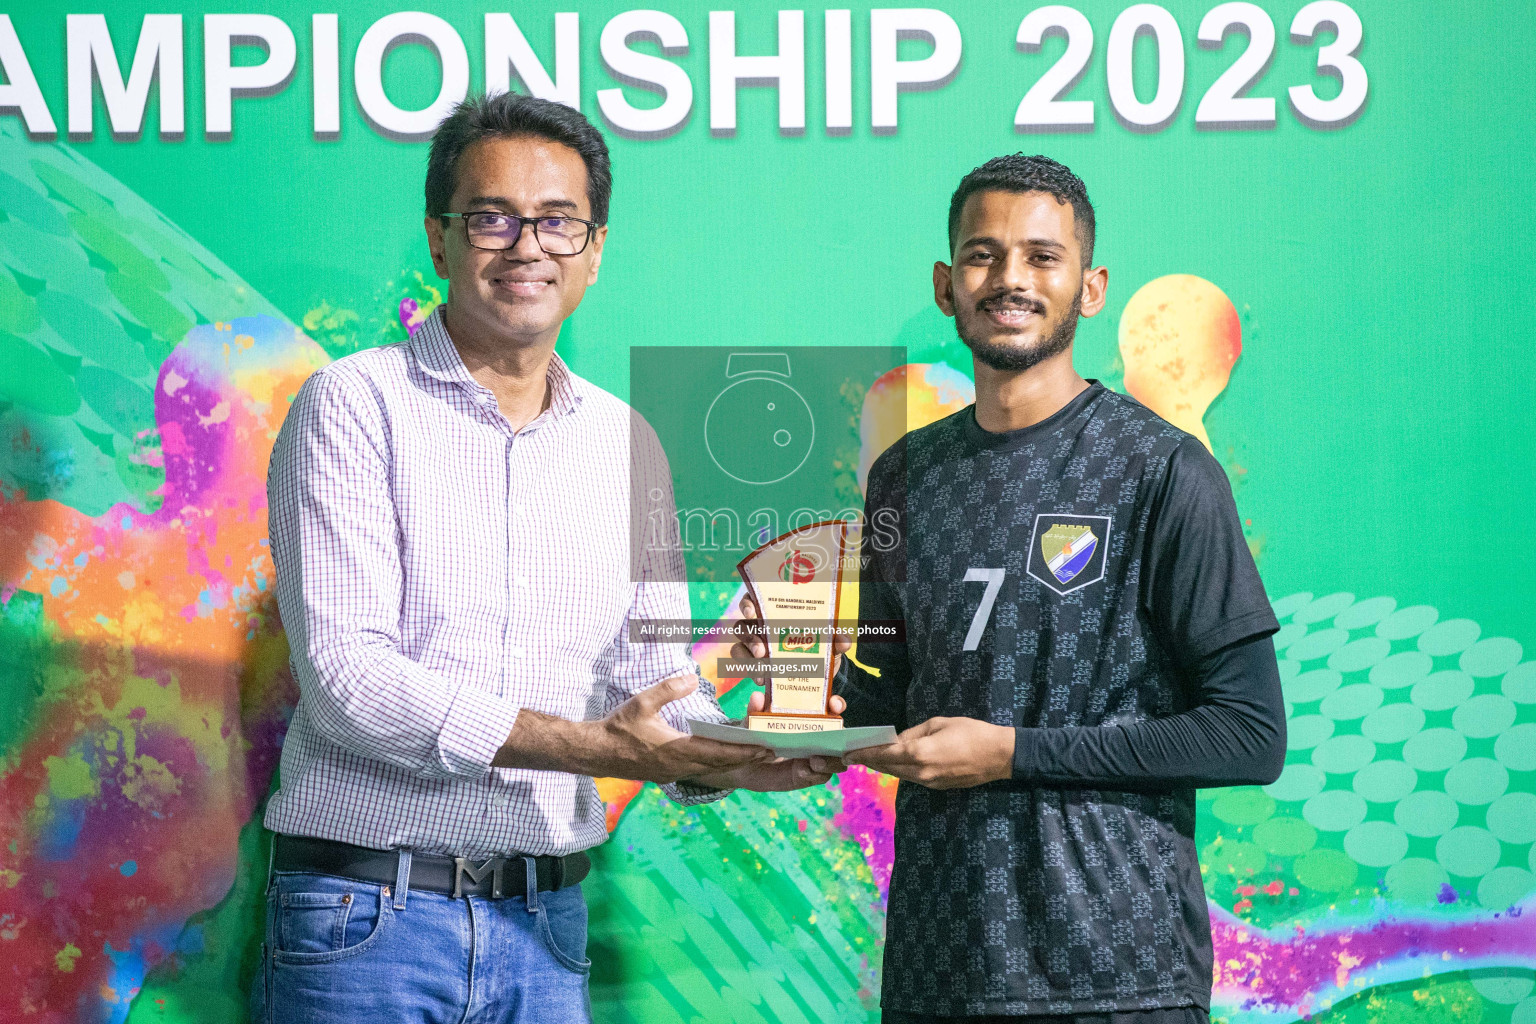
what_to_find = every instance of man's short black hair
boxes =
[426,93,612,224]
[948,154,1095,267]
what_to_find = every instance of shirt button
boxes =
[509,645,525,658]
[515,575,528,587]
[513,504,526,517]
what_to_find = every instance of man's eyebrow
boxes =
[959,234,1069,251]
[464,195,580,212]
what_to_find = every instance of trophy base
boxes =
[746,713,844,734]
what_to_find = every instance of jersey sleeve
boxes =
[1011,631,1287,790]
[1141,437,1279,667]
[1009,435,1287,792]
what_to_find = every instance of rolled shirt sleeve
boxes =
[269,368,520,780]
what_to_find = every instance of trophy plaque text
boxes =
[737,520,850,734]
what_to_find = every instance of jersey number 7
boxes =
[963,568,1005,651]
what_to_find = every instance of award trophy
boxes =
[736,520,850,734]
[685,516,896,757]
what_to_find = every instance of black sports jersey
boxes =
[837,382,1282,1016]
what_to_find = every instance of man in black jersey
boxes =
[734,155,1287,1023]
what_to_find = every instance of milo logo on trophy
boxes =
[738,521,850,733]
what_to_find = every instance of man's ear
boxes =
[586,224,608,286]
[933,261,957,317]
[1079,264,1109,318]
[425,216,449,280]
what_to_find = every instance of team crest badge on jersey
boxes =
[1027,514,1111,595]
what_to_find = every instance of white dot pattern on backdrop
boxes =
[1249,591,1534,909]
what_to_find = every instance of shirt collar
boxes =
[408,304,585,419]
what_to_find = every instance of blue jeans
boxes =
[250,855,591,1024]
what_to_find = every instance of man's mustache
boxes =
[977,293,1045,315]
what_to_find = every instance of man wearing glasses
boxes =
[255,93,830,1022]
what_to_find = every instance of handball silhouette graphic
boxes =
[703,352,816,485]
[1119,274,1242,452]
[779,547,819,582]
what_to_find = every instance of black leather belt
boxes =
[272,834,591,899]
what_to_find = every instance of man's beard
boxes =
[957,289,1082,372]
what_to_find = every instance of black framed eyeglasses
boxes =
[442,211,597,256]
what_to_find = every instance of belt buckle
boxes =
[452,856,507,899]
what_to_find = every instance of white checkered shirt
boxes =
[264,306,729,858]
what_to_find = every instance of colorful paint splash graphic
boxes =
[0,121,321,1019]
[0,127,1531,1024]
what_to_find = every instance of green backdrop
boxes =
[1,2,1533,1022]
